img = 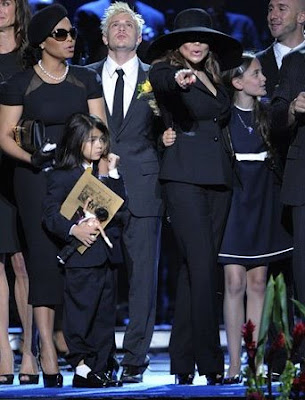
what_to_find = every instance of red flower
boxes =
[242,320,257,359]
[246,391,265,400]
[242,320,256,346]
[292,371,305,393]
[292,322,305,347]
[271,332,286,351]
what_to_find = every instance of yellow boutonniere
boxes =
[137,79,160,116]
[137,79,153,98]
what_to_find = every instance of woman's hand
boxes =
[162,128,176,147]
[174,69,196,89]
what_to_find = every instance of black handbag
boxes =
[13,119,45,154]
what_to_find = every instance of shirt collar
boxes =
[82,162,93,170]
[105,54,138,78]
[274,39,305,53]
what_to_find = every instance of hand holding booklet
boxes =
[60,168,124,255]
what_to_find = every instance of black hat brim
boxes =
[146,27,243,70]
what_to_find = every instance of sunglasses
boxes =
[49,27,78,42]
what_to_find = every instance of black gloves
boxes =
[31,141,55,169]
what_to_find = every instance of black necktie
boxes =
[112,69,124,131]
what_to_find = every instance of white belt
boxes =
[235,151,268,161]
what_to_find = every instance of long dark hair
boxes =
[154,48,222,84]
[14,0,32,64]
[222,52,274,157]
[57,113,110,169]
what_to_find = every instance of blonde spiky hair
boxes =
[101,1,145,36]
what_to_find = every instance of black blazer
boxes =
[43,167,125,268]
[87,59,163,218]
[149,62,233,188]
[271,45,305,206]
[256,43,279,99]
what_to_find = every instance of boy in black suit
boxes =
[43,113,126,388]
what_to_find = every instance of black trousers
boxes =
[120,209,161,369]
[63,263,116,373]
[165,181,231,376]
[292,204,305,306]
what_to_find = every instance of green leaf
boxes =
[292,298,305,318]
[275,274,292,349]
[256,275,275,366]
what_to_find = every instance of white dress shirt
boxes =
[273,40,305,69]
[102,55,139,118]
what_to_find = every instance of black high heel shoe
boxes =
[19,373,39,385]
[0,374,14,385]
[38,356,63,388]
[205,372,224,385]
[223,374,242,384]
[175,373,195,385]
[42,372,63,388]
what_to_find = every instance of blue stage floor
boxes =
[0,353,282,400]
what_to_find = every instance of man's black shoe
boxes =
[104,356,123,387]
[72,372,110,388]
[120,366,143,383]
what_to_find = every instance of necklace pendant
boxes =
[247,126,253,134]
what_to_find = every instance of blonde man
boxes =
[88,1,163,384]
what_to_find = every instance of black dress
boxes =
[0,51,23,254]
[0,66,102,305]
[218,106,293,266]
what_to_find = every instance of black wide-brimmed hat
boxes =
[146,8,242,70]
[28,3,68,47]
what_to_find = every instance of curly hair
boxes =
[101,1,144,37]
[14,0,32,56]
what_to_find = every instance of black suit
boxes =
[272,46,305,306]
[150,62,232,375]
[256,43,279,99]
[43,167,125,372]
[88,59,163,369]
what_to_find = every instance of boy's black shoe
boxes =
[72,372,110,388]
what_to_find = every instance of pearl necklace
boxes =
[38,60,69,81]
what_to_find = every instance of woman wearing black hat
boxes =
[148,8,242,385]
[0,3,104,387]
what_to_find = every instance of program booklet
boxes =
[60,168,124,254]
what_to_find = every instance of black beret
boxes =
[28,4,68,47]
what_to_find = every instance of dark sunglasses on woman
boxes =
[49,27,78,42]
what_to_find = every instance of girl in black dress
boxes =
[218,53,293,383]
[0,4,104,387]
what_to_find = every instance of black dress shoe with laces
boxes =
[72,372,110,388]
[120,366,143,383]
[175,373,195,385]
